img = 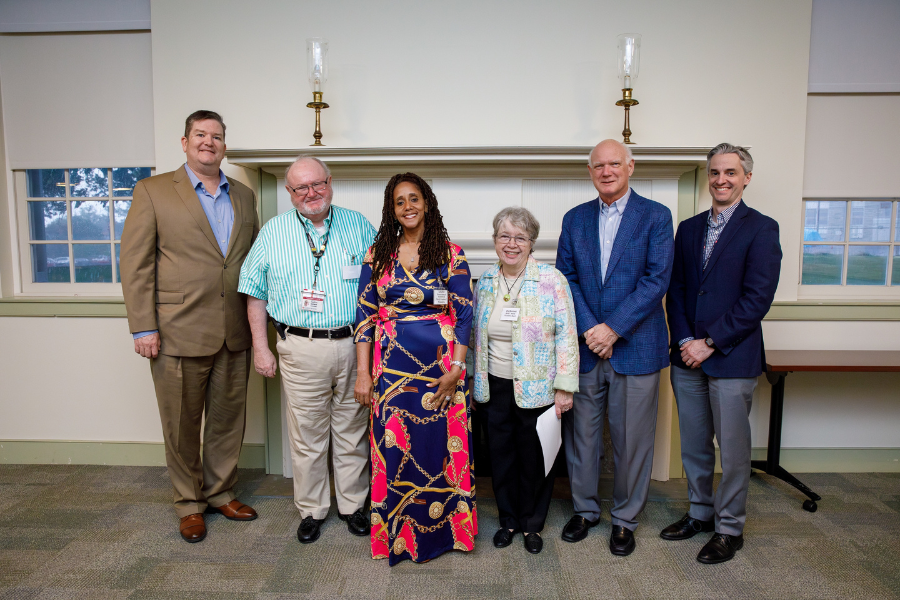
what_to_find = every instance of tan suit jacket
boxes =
[120,166,260,357]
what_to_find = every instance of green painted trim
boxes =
[259,169,278,226]
[674,447,900,477]
[0,440,266,468]
[264,326,284,475]
[0,297,127,317]
[677,168,697,224]
[765,302,900,321]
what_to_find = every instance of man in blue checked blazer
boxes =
[556,139,674,556]
[661,144,781,565]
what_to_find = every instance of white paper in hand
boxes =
[536,405,562,477]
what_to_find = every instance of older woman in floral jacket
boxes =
[470,206,579,555]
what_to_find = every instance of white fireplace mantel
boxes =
[226,146,709,482]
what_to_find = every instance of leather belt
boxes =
[286,325,353,340]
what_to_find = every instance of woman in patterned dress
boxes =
[353,173,477,565]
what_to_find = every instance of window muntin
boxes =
[801,199,898,287]
[23,168,149,288]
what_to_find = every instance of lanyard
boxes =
[298,212,330,289]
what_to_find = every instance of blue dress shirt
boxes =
[598,189,631,282]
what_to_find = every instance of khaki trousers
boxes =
[150,344,250,518]
[277,334,369,519]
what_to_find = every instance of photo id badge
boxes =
[433,288,449,305]
[500,307,520,321]
[342,264,362,280]
[301,289,326,313]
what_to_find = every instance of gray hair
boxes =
[492,206,540,245]
[707,143,753,175]
[587,139,633,166]
[285,155,332,181]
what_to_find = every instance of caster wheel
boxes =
[802,500,817,512]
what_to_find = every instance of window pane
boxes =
[896,204,900,242]
[112,167,151,197]
[28,201,68,240]
[114,200,131,240]
[803,200,846,241]
[893,247,900,286]
[72,200,110,240]
[69,168,109,197]
[26,169,66,198]
[31,244,69,282]
[115,243,121,282]
[73,244,113,283]
[846,246,888,285]
[849,201,891,242]
[801,245,843,284]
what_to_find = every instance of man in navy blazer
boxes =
[661,143,781,564]
[556,139,673,556]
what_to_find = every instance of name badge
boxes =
[433,289,449,305]
[342,264,362,280]
[301,289,326,313]
[500,307,520,321]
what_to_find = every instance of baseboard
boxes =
[0,440,266,469]
[670,447,900,476]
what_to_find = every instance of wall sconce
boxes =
[615,33,641,145]
[306,38,330,146]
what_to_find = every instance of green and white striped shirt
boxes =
[238,205,376,329]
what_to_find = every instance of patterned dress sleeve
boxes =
[354,247,379,343]
[552,267,580,393]
[447,244,474,346]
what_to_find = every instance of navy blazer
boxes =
[556,190,674,376]
[667,201,782,378]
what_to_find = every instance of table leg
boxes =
[751,370,822,512]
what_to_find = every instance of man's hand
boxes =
[134,333,160,359]
[354,372,374,406]
[254,346,278,378]
[680,339,714,368]
[585,323,619,359]
[554,389,573,419]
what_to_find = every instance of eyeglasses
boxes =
[496,234,531,246]
[287,178,330,196]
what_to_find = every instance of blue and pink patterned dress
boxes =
[354,242,477,565]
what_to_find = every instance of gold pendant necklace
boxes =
[501,267,525,303]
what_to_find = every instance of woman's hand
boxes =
[554,389,573,419]
[426,366,463,411]
[354,372,374,406]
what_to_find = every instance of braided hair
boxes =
[370,173,451,282]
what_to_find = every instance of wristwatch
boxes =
[450,360,466,370]
[704,337,715,347]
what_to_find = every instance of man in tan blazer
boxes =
[120,110,260,543]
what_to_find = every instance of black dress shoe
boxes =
[338,509,370,536]
[660,513,715,540]
[297,515,324,544]
[523,533,543,554]
[493,528,517,548]
[561,515,600,543]
[697,533,743,564]
[609,525,636,556]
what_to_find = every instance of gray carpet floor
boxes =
[1,465,898,599]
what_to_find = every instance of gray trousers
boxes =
[671,365,757,536]
[563,360,660,530]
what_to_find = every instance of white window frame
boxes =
[14,168,153,297]
[798,197,900,299]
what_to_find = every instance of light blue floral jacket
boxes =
[470,257,579,408]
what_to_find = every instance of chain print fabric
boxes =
[354,242,477,565]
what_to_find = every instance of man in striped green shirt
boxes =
[239,156,376,544]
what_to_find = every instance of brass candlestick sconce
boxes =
[615,33,641,145]
[306,38,330,146]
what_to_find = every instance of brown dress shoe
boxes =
[207,500,258,521]
[180,513,207,543]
